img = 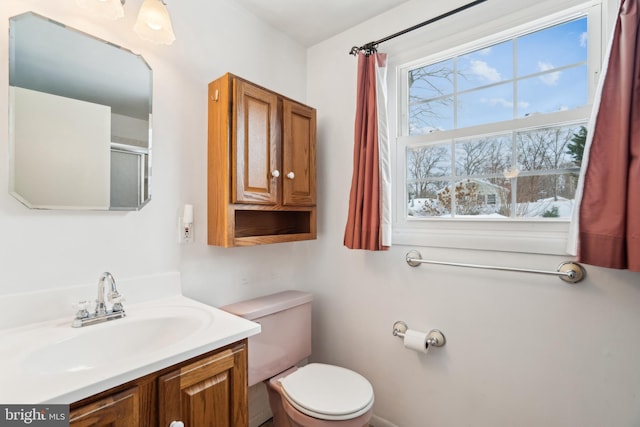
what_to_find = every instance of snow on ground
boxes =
[408,197,574,219]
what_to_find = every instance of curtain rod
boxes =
[349,0,488,56]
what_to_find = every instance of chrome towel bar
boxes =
[405,250,586,284]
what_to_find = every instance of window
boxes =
[393,3,602,254]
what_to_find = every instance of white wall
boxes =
[305,0,640,426]
[0,0,307,301]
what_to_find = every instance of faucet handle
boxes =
[73,300,91,318]
[111,296,125,312]
[73,300,91,310]
[111,296,125,305]
[108,293,124,303]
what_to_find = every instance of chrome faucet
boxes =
[72,272,126,327]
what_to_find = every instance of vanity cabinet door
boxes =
[69,386,140,427]
[158,342,248,427]
[282,99,316,207]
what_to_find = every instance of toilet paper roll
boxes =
[403,329,430,354]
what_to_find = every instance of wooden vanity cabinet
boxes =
[69,387,140,427]
[208,73,317,247]
[69,340,247,427]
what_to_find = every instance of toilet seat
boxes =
[279,363,374,421]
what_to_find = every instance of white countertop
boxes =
[0,295,260,404]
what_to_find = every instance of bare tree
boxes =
[407,145,449,199]
[516,126,577,202]
[456,137,511,176]
[408,61,457,133]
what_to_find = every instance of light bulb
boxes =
[144,10,165,30]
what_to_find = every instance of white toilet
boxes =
[221,291,374,427]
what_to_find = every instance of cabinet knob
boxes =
[169,422,184,427]
[271,170,280,178]
[286,171,295,179]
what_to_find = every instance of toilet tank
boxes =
[220,291,312,387]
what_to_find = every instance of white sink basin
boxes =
[0,295,261,404]
[23,306,213,374]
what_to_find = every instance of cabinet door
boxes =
[69,387,140,427]
[233,79,280,205]
[282,100,316,206]
[158,344,248,427]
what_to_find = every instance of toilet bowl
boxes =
[268,364,374,427]
[221,291,374,427]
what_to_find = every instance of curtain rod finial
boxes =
[349,46,360,56]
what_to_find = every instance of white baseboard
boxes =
[249,382,273,427]
[370,414,399,427]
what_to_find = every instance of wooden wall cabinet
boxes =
[208,73,317,247]
[69,340,247,427]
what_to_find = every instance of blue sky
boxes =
[409,17,588,133]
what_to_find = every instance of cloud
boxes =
[469,60,501,82]
[537,61,561,85]
[481,97,513,108]
[480,98,530,110]
[580,32,588,47]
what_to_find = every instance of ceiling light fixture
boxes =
[76,0,176,45]
[133,0,176,45]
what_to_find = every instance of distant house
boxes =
[437,178,509,215]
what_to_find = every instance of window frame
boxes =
[390,1,604,255]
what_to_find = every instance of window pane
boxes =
[407,144,452,179]
[409,58,456,134]
[516,124,584,172]
[517,65,588,117]
[457,82,513,128]
[458,40,513,91]
[409,96,454,134]
[517,17,588,78]
[409,58,455,99]
[455,134,513,177]
[408,180,452,217]
[515,173,578,218]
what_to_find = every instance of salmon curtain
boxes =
[344,52,391,251]
[567,0,640,271]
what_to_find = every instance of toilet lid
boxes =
[279,363,374,421]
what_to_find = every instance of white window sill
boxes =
[392,219,572,255]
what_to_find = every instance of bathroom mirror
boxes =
[8,12,152,210]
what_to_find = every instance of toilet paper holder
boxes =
[392,321,446,347]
